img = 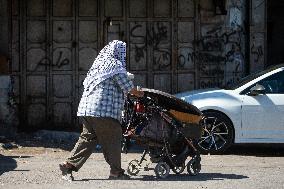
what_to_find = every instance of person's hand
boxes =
[129,86,144,97]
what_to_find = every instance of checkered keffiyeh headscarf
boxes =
[83,40,127,95]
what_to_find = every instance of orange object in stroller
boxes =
[121,88,203,178]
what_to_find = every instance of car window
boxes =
[259,70,284,94]
[227,64,284,90]
[242,70,284,94]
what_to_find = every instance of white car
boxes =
[175,64,284,154]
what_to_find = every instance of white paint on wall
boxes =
[229,7,242,28]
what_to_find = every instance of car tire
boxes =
[197,111,234,154]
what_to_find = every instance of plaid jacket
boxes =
[77,73,134,121]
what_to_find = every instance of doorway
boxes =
[267,1,284,67]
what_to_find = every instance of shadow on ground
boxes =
[0,154,17,176]
[140,172,249,181]
[8,132,77,151]
[3,131,143,153]
[123,143,284,157]
[223,144,284,157]
[3,131,284,157]
[75,172,248,182]
[0,155,31,176]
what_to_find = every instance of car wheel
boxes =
[197,111,234,154]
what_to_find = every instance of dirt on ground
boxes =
[1,137,284,189]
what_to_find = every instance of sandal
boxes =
[108,173,131,180]
[59,163,75,181]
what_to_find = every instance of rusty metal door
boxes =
[50,0,100,130]
[11,0,196,131]
[126,0,196,94]
[102,0,197,93]
[102,0,196,94]
[11,0,100,131]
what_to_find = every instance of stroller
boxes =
[121,88,203,178]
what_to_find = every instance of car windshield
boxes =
[226,64,284,90]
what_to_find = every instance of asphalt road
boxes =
[1,145,284,189]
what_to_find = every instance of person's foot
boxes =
[108,173,131,180]
[59,162,75,181]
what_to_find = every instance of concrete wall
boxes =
[0,76,18,138]
[0,0,17,137]
[0,0,268,131]
[0,0,9,56]
[250,0,266,73]
[197,0,247,88]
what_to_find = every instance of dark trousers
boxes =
[66,116,124,174]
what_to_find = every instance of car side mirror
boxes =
[247,84,266,96]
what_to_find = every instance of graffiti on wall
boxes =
[193,24,245,88]
[32,50,70,71]
[250,33,264,72]
[193,0,246,89]
[177,47,195,69]
[130,22,171,70]
[194,25,243,53]
[251,44,263,63]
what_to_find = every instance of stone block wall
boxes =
[197,0,247,88]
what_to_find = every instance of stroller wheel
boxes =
[127,160,140,176]
[187,156,201,176]
[154,162,170,179]
[172,163,185,174]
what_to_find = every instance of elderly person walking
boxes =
[59,40,143,180]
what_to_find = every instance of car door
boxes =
[241,69,284,142]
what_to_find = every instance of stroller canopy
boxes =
[141,88,202,116]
